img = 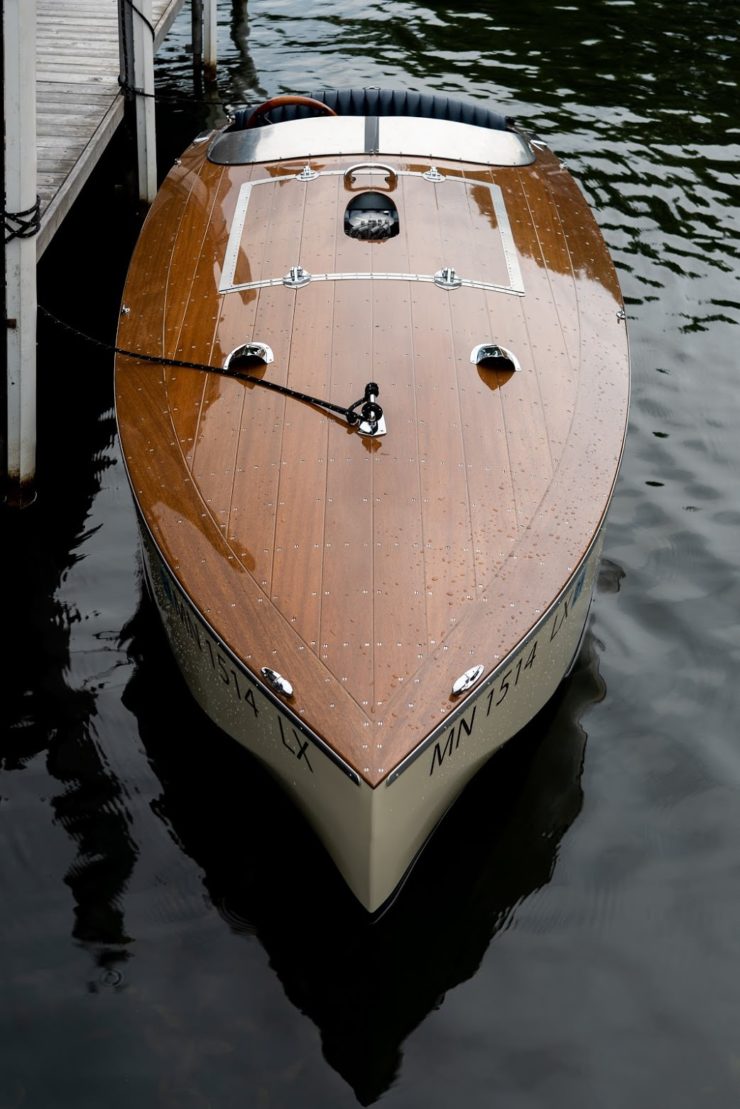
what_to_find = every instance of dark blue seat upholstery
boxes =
[230,88,512,132]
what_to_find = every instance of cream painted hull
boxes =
[140,523,602,912]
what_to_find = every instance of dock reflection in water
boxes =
[4,278,139,995]
[121,584,605,1104]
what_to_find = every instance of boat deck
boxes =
[116,133,629,783]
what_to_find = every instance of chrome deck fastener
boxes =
[434,266,462,290]
[348,382,387,437]
[261,667,294,697]
[297,164,319,181]
[451,664,485,695]
[283,265,312,288]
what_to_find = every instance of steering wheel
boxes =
[245,95,338,129]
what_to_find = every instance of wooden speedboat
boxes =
[115,89,629,912]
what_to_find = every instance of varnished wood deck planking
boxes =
[36,0,187,256]
[116,142,629,782]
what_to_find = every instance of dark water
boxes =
[4,1,740,1105]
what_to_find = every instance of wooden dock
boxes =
[36,0,188,256]
[3,0,217,500]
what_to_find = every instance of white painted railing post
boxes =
[203,0,217,74]
[132,0,157,203]
[191,0,203,67]
[3,0,38,505]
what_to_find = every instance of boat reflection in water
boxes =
[123,585,605,1104]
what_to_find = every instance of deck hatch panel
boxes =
[219,175,525,297]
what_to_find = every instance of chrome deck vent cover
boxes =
[224,341,274,368]
[470,343,521,372]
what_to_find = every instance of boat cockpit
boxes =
[208,87,536,168]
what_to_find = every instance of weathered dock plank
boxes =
[4,0,200,496]
[36,0,189,256]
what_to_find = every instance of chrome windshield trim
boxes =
[377,117,534,166]
[208,115,534,167]
[209,117,368,164]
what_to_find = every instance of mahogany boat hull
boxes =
[115,90,629,911]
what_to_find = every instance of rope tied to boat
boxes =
[117,0,236,107]
[38,305,385,436]
[123,0,156,38]
[4,197,41,243]
[118,0,156,102]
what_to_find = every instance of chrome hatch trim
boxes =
[223,270,525,297]
[219,177,525,298]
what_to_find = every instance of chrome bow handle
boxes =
[344,162,398,189]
